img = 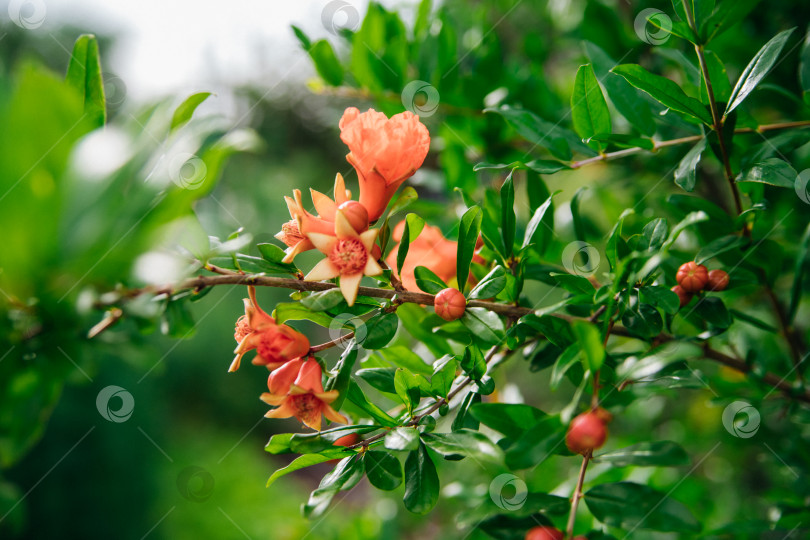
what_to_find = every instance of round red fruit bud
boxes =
[434,288,466,321]
[525,526,564,540]
[565,410,608,455]
[337,201,369,233]
[676,261,709,293]
[671,285,693,308]
[706,269,729,291]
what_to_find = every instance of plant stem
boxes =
[762,279,806,384]
[565,450,592,540]
[309,331,356,353]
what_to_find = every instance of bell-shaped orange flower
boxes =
[339,107,430,222]
[385,221,484,292]
[304,209,382,306]
[230,287,310,372]
[262,357,347,431]
[276,173,359,263]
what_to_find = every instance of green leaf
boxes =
[661,211,710,251]
[384,426,420,451]
[570,187,588,243]
[469,265,507,299]
[585,482,701,533]
[695,235,746,264]
[571,64,611,146]
[430,355,457,397]
[504,416,566,470]
[273,302,334,327]
[460,345,487,381]
[362,312,399,349]
[606,209,633,271]
[801,26,810,100]
[457,206,483,294]
[788,223,810,323]
[642,217,668,252]
[639,286,681,315]
[422,429,504,462]
[397,213,425,275]
[485,105,597,159]
[414,266,448,294]
[693,296,732,328]
[622,299,664,340]
[265,433,294,454]
[469,403,546,439]
[291,25,312,50]
[461,308,505,345]
[356,367,397,395]
[736,158,797,188]
[301,289,345,311]
[365,451,403,491]
[674,138,707,192]
[726,28,796,115]
[374,344,434,376]
[616,342,701,381]
[387,186,419,217]
[266,450,353,487]
[594,441,690,467]
[65,34,106,128]
[347,381,398,427]
[308,40,344,86]
[394,368,423,414]
[699,0,762,43]
[303,455,365,518]
[289,424,377,454]
[500,172,516,257]
[698,51,731,105]
[474,159,569,175]
[522,193,557,250]
[550,272,595,295]
[256,243,299,273]
[571,321,605,372]
[611,64,712,124]
[170,92,213,132]
[403,443,440,514]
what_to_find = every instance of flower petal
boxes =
[310,188,338,219]
[305,258,340,281]
[322,403,349,425]
[334,210,359,239]
[364,256,383,277]
[359,229,379,252]
[307,232,338,254]
[264,400,296,419]
[339,273,363,306]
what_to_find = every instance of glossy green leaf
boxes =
[347,381,398,427]
[355,367,397,395]
[414,265,448,295]
[469,403,547,439]
[801,26,810,101]
[674,138,707,192]
[430,355,457,397]
[695,235,746,264]
[385,426,420,451]
[698,51,731,105]
[474,159,570,175]
[469,265,507,299]
[571,64,611,145]
[595,441,690,467]
[422,429,504,462]
[726,28,796,115]
[301,289,345,311]
[273,302,334,327]
[362,312,399,349]
[266,450,353,487]
[387,186,419,217]
[788,223,810,323]
[394,368,424,413]
[522,193,556,250]
[694,297,732,328]
[736,158,797,188]
[457,206,483,294]
[500,172,516,257]
[397,213,425,275]
[308,40,344,86]
[699,0,762,43]
[612,64,712,124]
[170,92,213,132]
[504,416,566,470]
[460,345,486,381]
[570,187,588,243]
[639,286,681,315]
[461,307,505,345]
[585,481,700,533]
[365,451,403,491]
[403,443,440,514]
[571,320,605,372]
[65,34,106,128]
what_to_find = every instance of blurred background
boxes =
[1,0,809,538]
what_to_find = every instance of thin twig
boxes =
[565,450,592,540]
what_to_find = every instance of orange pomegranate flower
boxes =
[385,221,484,292]
[261,357,347,431]
[339,107,430,222]
[276,173,358,263]
[304,209,382,306]
[230,287,310,372]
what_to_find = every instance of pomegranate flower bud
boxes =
[263,358,348,431]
